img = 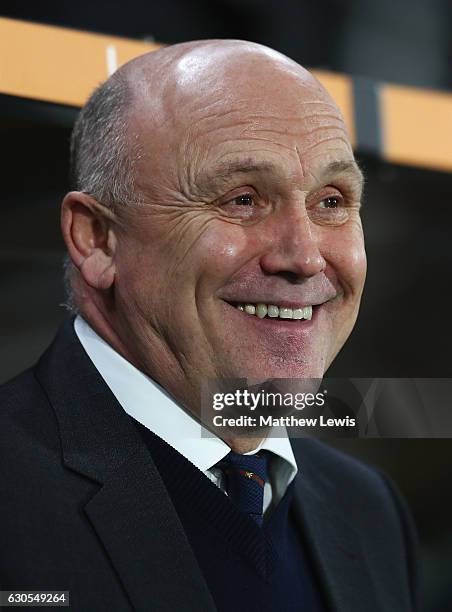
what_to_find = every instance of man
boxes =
[0,41,419,611]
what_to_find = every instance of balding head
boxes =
[119,39,325,107]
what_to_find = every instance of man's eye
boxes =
[233,194,254,206]
[320,196,340,209]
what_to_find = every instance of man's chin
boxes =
[223,356,326,382]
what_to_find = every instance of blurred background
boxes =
[0,1,451,609]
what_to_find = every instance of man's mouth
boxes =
[227,302,315,321]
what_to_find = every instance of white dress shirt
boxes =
[74,316,298,513]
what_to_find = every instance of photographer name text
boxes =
[212,415,356,428]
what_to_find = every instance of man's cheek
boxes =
[194,223,256,275]
[134,213,218,283]
[348,240,367,286]
[332,229,366,284]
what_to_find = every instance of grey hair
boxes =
[70,71,142,207]
[64,72,143,312]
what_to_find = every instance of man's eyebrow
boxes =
[321,160,364,186]
[197,159,276,187]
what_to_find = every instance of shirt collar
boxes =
[74,315,298,483]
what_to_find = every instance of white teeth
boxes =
[303,305,313,320]
[267,305,279,318]
[292,308,304,319]
[279,307,293,319]
[236,302,315,320]
[256,304,268,319]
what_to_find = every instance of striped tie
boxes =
[217,451,269,526]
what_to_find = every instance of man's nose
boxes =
[259,206,326,278]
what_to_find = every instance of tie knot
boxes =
[217,451,269,526]
[219,450,269,488]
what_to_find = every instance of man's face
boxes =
[112,47,366,409]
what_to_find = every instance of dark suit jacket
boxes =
[0,319,420,611]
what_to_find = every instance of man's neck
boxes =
[222,436,265,454]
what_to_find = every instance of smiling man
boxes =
[0,41,419,611]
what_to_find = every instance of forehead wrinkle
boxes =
[298,121,347,139]
[296,135,353,158]
[181,99,247,125]
[240,118,347,147]
[179,115,264,163]
[239,112,345,130]
[293,100,338,107]
[241,125,346,144]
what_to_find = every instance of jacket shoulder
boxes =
[0,367,62,466]
[292,437,392,495]
[291,438,421,610]
[290,438,417,556]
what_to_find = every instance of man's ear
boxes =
[61,192,117,290]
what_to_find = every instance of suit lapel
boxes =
[35,318,217,612]
[291,442,383,612]
[83,441,217,612]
